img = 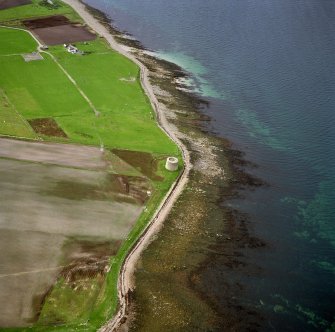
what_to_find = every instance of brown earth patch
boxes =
[32,24,96,45]
[45,174,151,204]
[108,174,152,204]
[23,15,96,45]
[112,149,163,181]
[61,240,121,282]
[28,118,67,138]
[23,15,71,29]
[0,0,31,10]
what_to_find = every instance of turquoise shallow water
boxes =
[85,0,335,330]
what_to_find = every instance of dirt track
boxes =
[62,0,192,331]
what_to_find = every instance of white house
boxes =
[64,44,79,54]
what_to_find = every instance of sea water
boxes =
[84,0,335,330]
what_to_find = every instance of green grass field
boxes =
[0,27,36,54]
[0,89,37,138]
[0,29,177,154]
[0,3,181,331]
[0,0,80,23]
[0,54,91,117]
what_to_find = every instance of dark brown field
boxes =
[23,15,70,29]
[0,0,31,10]
[23,15,96,45]
[33,25,96,45]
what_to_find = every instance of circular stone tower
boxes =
[165,157,179,171]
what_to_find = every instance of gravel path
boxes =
[61,0,192,330]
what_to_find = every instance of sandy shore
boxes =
[61,0,191,330]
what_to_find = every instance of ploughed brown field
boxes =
[23,15,96,45]
[0,0,31,10]
[23,15,71,29]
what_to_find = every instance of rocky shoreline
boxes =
[68,1,264,330]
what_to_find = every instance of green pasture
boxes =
[52,40,177,154]
[0,29,177,154]
[0,89,37,138]
[0,27,37,55]
[0,54,91,118]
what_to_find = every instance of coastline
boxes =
[60,1,258,330]
[71,3,335,331]
[61,0,192,330]
[75,4,269,331]
[0,1,265,329]
[4,0,335,330]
